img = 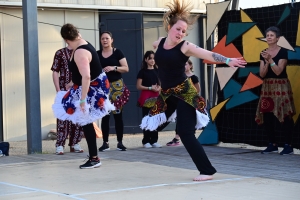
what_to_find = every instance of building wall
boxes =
[0,7,99,141]
[0,0,211,141]
[0,0,208,13]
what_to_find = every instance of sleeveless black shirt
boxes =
[155,38,189,89]
[69,42,102,85]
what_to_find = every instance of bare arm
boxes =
[116,58,129,73]
[152,37,164,49]
[52,71,60,92]
[182,41,246,68]
[268,58,287,76]
[102,57,129,73]
[74,49,91,103]
[136,78,147,90]
[136,78,160,92]
[259,60,269,78]
[194,82,201,94]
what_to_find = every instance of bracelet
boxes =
[79,99,86,104]
[114,66,117,72]
[148,86,152,90]
[225,58,230,65]
[270,62,276,67]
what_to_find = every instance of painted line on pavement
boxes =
[0,182,85,200]
[0,157,110,167]
[0,191,38,197]
[72,176,253,197]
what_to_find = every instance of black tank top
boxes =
[155,38,189,89]
[69,42,102,85]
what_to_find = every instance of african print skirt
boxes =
[255,78,296,124]
[109,78,130,114]
[137,90,159,108]
[140,79,209,131]
[52,72,115,126]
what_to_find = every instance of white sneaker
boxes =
[143,143,152,148]
[71,143,84,153]
[151,143,162,148]
[56,146,64,155]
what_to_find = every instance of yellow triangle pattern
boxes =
[296,11,300,46]
[241,10,268,62]
[286,65,300,123]
[210,98,230,121]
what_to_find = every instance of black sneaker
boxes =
[280,144,294,155]
[98,142,110,152]
[79,157,101,169]
[117,142,127,151]
[261,143,278,154]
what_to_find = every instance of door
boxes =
[100,13,143,134]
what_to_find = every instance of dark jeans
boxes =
[82,123,98,157]
[142,107,158,144]
[101,111,124,143]
[264,112,294,146]
[158,95,216,175]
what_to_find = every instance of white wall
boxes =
[0,7,99,141]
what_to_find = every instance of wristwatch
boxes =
[114,66,117,71]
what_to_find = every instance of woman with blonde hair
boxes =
[140,0,246,181]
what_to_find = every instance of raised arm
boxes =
[182,41,246,68]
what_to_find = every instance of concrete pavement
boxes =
[1,131,300,200]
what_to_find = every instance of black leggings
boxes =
[101,112,124,143]
[82,123,98,157]
[264,112,294,145]
[142,107,158,144]
[158,95,216,175]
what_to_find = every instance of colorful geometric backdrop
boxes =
[203,2,300,149]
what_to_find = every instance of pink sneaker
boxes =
[166,138,180,146]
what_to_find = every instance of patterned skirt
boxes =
[109,78,130,114]
[140,78,209,131]
[137,90,159,108]
[255,78,296,124]
[52,72,115,126]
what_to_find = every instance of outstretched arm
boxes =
[182,41,246,68]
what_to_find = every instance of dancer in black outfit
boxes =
[140,0,247,181]
[166,59,200,146]
[52,24,115,169]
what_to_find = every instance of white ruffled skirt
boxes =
[52,72,115,126]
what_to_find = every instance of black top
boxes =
[155,38,189,89]
[69,42,102,86]
[189,75,199,84]
[260,48,288,79]
[97,48,125,82]
[137,68,160,87]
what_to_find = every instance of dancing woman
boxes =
[52,24,115,169]
[140,0,246,181]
